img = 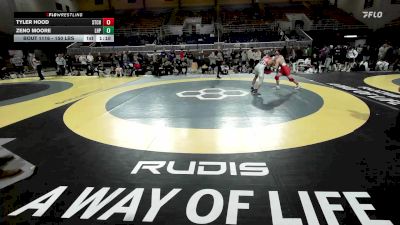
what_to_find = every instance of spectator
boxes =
[95,53,103,64]
[72,55,79,75]
[263,49,269,57]
[93,64,100,76]
[346,47,358,72]
[281,46,288,60]
[152,59,160,77]
[295,47,304,60]
[254,49,262,65]
[86,63,95,76]
[132,60,141,76]
[378,43,388,60]
[247,48,255,71]
[181,60,188,75]
[10,54,24,78]
[304,45,312,58]
[163,60,173,75]
[230,50,236,67]
[288,47,296,63]
[0,56,11,80]
[168,51,175,62]
[216,50,224,79]
[179,49,185,61]
[87,52,94,64]
[122,51,129,69]
[151,50,158,63]
[115,64,123,77]
[111,54,119,75]
[323,45,333,72]
[340,45,348,71]
[221,62,229,75]
[175,59,184,75]
[357,60,369,71]
[375,60,389,71]
[384,44,394,64]
[27,53,34,70]
[53,54,58,70]
[303,57,315,73]
[201,63,209,74]
[55,54,66,76]
[208,51,217,73]
[116,52,123,68]
[311,53,320,73]
[362,45,371,62]
[65,54,73,75]
[94,53,103,75]
[319,45,328,65]
[333,45,342,71]
[187,51,194,73]
[133,53,138,63]
[356,45,363,61]
[241,49,247,67]
[78,55,87,75]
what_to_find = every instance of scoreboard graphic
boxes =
[13,12,114,42]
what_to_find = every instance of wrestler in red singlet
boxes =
[273,50,300,90]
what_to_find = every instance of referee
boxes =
[32,56,44,80]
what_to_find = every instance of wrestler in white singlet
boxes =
[251,55,273,95]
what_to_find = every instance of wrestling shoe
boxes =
[251,89,260,95]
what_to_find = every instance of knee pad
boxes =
[275,75,280,81]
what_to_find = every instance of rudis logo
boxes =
[131,161,270,176]
[362,11,383,18]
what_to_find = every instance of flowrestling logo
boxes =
[362,11,383,18]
